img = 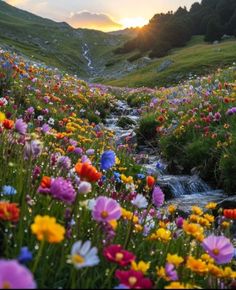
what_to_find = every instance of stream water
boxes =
[82,43,94,71]
[105,100,227,213]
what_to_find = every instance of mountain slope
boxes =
[0,0,128,78]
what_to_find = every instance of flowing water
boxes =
[105,100,227,213]
[82,43,94,71]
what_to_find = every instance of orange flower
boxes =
[40,176,51,188]
[3,119,14,129]
[146,176,155,188]
[224,209,236,219]
[75,162,102,182]
[0,202,20,222]
[67,145,75,152]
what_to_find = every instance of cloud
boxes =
[67,11,122,32]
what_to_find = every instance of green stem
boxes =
[32,240,45,273]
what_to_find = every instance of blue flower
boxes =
[136,173,145,179]
[1,185,17,195]
[18,247,33,264]
[100,150,116,171]
[114,285,129,289]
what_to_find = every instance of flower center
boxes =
[101,211,109,219]
[2,282,11,289]
[115,253,124,262]
[72,254,85,264]
[213,248,220,256]
[128,277,137,286]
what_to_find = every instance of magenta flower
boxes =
[92,196,121,222]
[152,186,164,207]
[201,235,234,264]
[0,259,36,289]
[50,177,77,205]
[15,119,27,135]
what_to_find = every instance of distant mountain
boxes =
[109,28,140,37]
[0,1,129,77]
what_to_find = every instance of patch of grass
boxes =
[105,37,236,88]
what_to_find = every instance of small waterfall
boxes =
[104,99,227,208]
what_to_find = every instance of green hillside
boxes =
[0,0,128,77]
[104,36,236,88]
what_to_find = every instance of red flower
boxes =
[40,176,51,189]
[0,202,20,222]
[224,209,236,220]
[103,245,135,267]
[115,270,153,289]
[75,162,102,183]
[146,176,155,188]
[3,119,14,130]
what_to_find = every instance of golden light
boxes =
[119,17,149,28]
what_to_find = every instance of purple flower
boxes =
[50,177,77,205]
[78,181,92,194]
[165,263,178,281]
[226,107,236,116]
[24,140,42,160]
[175,217,184,228]
[0,259,36,288]
[101,150,116,171]
[86,149,95,155]
[57,156,71,170]
[92,196,121,222]
[41,123,51,133]
[201,235,234,264]
[74,147,83,155]
[15,119,27,135]
[152,186,164,207]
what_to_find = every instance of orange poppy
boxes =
[40,176,51,189]
[3,119,14,129]
[0,202,20,222]
[146,176,155,188]
[75,162,102,182]
[223,209,236,220]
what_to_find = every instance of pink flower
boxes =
[201,235,234,264]
[15,119,27,135]
[115,270,152,289]
[92,196,121,222]
[103,245,135,266]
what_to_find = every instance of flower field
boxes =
[0,48,236,289]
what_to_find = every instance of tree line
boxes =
[115,0,236,58]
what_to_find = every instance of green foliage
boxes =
[137,114,158,143]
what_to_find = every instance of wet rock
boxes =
[217,196,236,209]
[117,116,136,129]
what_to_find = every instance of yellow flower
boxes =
[31,215,65,243]
[121,208,139,223]
[0,112,6,122]
[222,267,236,279]
[152,228,171,243]
[156,266,169,281]
[186,256,208,274]
[205,202,217,210]
[109,220,118,230]
[201,254,214,264]
[208,263,223,277]
[165,282,200,289]
[192,206,203,216]
[131,261,150,274]
[203,214,214,223]
[189,214,200,223]
[183,221,204,241]
[167,254,184,267]
[221,221,230,229]
[121,174,133,183]
[168,205,177,214]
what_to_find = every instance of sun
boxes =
[119,17,149,29]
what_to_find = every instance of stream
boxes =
[82,43,94,71]
[105,100,227,213]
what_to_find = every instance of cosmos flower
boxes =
[92,196,121,222]
[115,270,152,289]
[69,240,99,269]
[103,245,135,266]
[201,235,234,264]
[100,150,116,170]
[0,260,36,289]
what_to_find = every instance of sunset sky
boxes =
[5,0,199,31]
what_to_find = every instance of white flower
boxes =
[132,194,148,209]
[0,98,8,106]
[78,181,92,194]
[70,240,100,269]
[48,118,55,125]
[37,115,44,121]
[87,198,96,210]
